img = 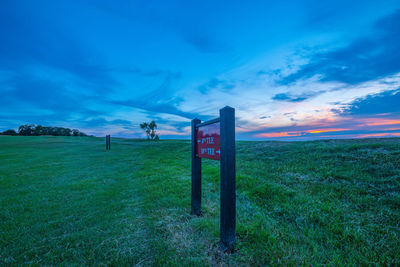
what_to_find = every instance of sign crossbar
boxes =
[196,118,220,128]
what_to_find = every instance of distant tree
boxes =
[48,127,56,136]
[18,125,25,135]
[1,129,18,135]
[60,127,72,136]
[140,120,159,140]
[18,124,35,136]
[149,121,157,139]
[34,125,43,136]
[72,129,79,136]
[140,122,150,139]
[42,126,51,135]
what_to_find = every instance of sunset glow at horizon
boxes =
[1,1,400,140]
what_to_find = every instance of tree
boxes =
[140,120,159,140]
[18,124,35,136]
[140,122,150,139]
[34,125,43,136]
[18,125,26,135]
[14,124,87,137]
[1,129,17,135]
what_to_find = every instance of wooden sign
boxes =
[191,106,236,253]
[196,122,220,160]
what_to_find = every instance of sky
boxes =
[1,0,400,140]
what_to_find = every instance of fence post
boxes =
[106,135,111,150]
[191,118,202,216]
[219,106,236,252]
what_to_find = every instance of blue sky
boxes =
[1,0,400,140]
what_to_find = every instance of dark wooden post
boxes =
[219,106,236,252]
[106,135,111,150]
[191,118,202,216]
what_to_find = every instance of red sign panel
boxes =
[196,122,220,160]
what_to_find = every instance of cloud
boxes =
[272,91,325,102]
[356,132,400,138]
[83,118,132,127]
[342,88,400,115]
[0,2,117,88]
[110,99,199,120]
[1,75,79,114]
[278,10,400,85]
[0,72,112,128]
[181,28,227,53]
[107,67,182,79]
[244,114,400,140]
[109,73,209,121]
[259,115,271,119]
[256,128,351,138]
[198,78,235,94]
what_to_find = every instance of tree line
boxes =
[1,120,159,139]
[0,124,88,136]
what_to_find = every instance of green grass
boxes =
[1,136,399,265]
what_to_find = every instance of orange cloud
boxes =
[385,128,400,131]
[364,119,400,126]
[255,117,400,139]
[256,131,303,138]
[307,128,350,134]
[357,133,400,138]
[257,128,350,138]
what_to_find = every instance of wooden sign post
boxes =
[106,135,111,150]
[191,106,236,253]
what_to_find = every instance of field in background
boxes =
[0,136,399,265]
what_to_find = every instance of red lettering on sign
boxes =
[196,122,220,160]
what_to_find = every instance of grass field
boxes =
[0,136,399,265]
